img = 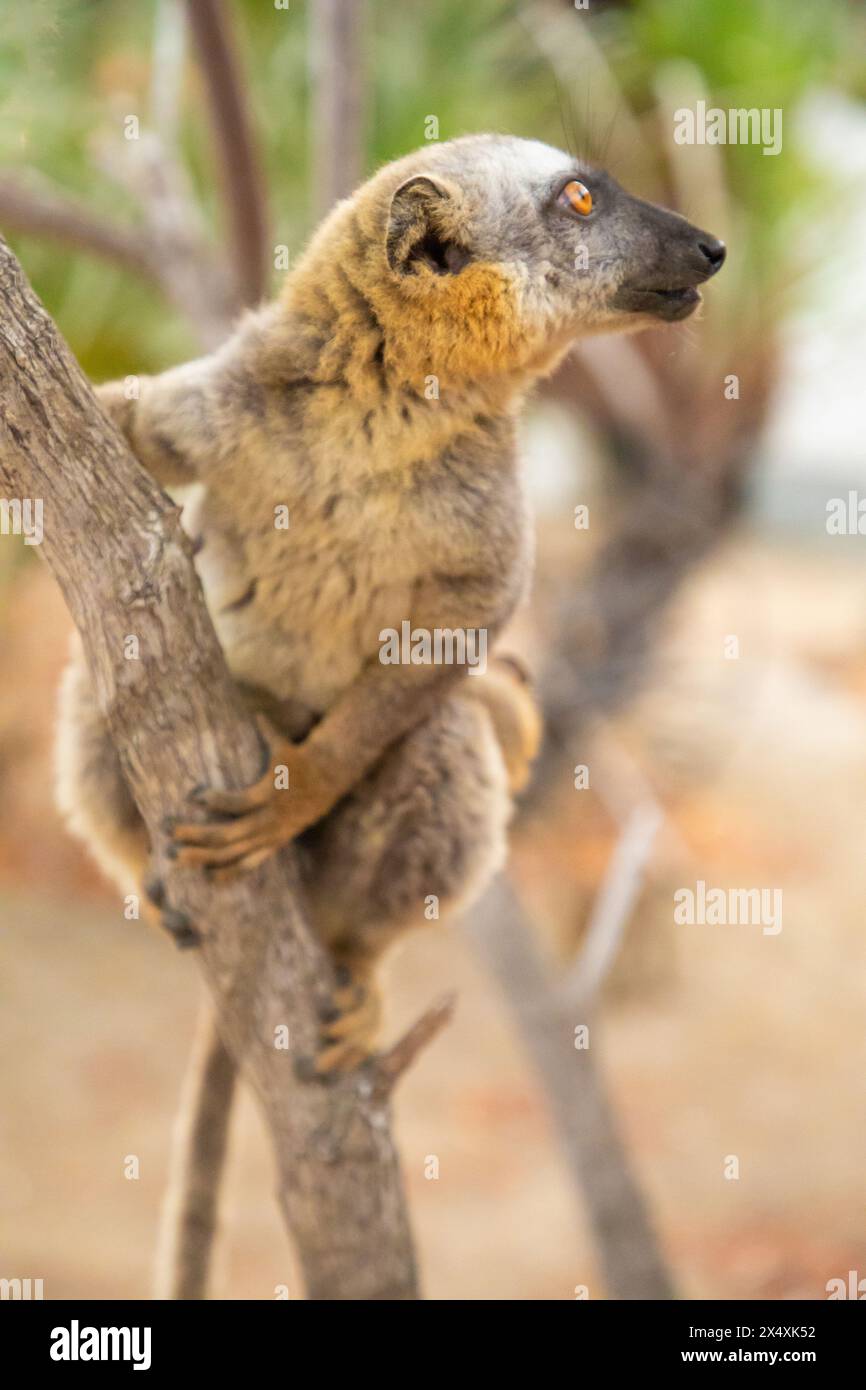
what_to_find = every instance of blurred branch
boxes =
[562,801,662,1009]
[308,0,367,219]
[0,141,238,353]
[0,172,155,279]
[518,0,647,180]
[154,1000,237,1300]
[185,0,269,306]
[0,234,421,1301]
[532,464,740,803]
[93,129,239,348]
[151,0,189,146]
[464,875,675,1300]
[0,0,270,350]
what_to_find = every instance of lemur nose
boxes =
[698,238,726,274]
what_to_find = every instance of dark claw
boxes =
[294,1054,321,1083]
[165,842,178,860]
[318,1002,340,1024]
[161,816,176,834]
[333,962,353,988]
[143,872,166,908]
[162,908,200,950]
[188,784,206,801]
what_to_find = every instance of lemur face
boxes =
[380,135,725,372]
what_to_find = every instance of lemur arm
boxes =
[168,583,504,874]
[305,658,461,790]
[95,360,213,489]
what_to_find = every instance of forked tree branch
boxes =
[0,233,420,1301]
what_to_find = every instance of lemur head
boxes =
[315,134,725,387]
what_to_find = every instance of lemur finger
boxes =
[321,1010,376,1043]
[188,779,275,815]
[171,834,275,869]
[209,846,275,883]
[169,807,273,848]
[329,981,367,1014]
[319,982,380,1044]
[314,1038,372,1075]
[185,714,289,816]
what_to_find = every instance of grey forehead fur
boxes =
[393,133,701,290]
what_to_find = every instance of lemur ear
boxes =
[385,175,471,277]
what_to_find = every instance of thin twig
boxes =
[371,992,458,1099]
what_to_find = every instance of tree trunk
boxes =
[0,232,419,1301]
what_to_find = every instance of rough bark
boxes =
[0,233,419,1301]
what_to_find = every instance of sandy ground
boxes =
[1,535,865,1299]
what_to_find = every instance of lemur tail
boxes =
[153,1002,237,1300]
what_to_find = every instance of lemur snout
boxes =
[698,236,726,275]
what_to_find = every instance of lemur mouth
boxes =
[614,284,702,322]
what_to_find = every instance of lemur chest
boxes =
[184,472,464,716]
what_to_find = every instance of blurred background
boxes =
[1,0,866,1300]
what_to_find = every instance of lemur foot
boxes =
[166,717,339,874]
[314,961,381,1075]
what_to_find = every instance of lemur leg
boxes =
[54,642,196,946]
[298,670,536,1074]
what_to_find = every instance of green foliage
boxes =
[598,0,861,285]
[1,0,863,375]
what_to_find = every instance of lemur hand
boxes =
[167,717,341,877]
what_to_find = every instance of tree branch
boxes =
[0,232,419,1301]
[371,993,457,1100]
[464,876,675,1300]
[561,802,662,1010]
[92,130,240,349]
[185,0,270,306]
[153,998,237,1299]
[0,172,155,279]
[308,0,367,220]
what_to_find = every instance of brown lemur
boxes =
[56,134,725,1073]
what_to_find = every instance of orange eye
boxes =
[560,179,593,216]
